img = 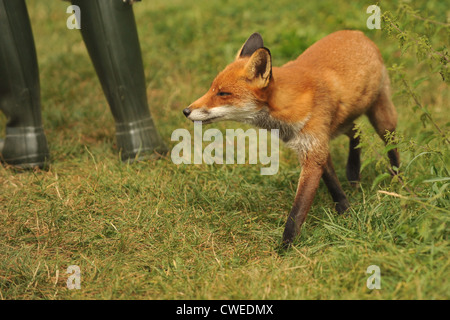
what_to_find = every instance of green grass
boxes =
[0,0,448,299]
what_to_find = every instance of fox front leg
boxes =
[282,153,325,246]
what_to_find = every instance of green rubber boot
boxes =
[0,0,49,169]
[71,0,167,162]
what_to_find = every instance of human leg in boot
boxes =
[0,0,49,169]
[71,0,167,162]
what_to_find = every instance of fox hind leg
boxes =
[345,124,361,187]
[367,82,400,173]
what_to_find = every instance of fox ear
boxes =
[236,32,264,59]
[244,47,272,88]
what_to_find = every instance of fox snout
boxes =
[182,104,203,122]
[182,103,211,123]
[182,104,219,124]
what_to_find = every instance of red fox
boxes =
[184,31,400,245]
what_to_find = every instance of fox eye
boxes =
[217,92,231,97]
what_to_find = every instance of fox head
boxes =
[184,33,272,124]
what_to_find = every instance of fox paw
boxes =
[335,199,350,214]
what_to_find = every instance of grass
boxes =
[0,0,448,299]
